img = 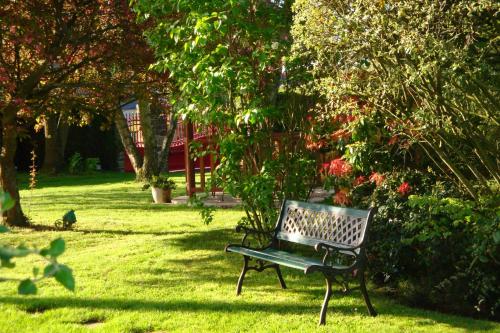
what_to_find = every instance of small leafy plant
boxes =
[68,152,84,174]
[142,175,177,190]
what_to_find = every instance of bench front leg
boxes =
[236,255,249,296]
[319,275,333,325]
[274,265,287,290]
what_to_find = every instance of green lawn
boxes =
[0,172,498,333]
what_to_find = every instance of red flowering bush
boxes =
[369,172,385,186]
[353,175,366,186]
[397,182,412,196]
[328,158,352,177]
[333,188,351,205]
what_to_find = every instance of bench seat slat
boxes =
[226,246,349,272]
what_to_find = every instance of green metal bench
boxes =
[225,200,377,325]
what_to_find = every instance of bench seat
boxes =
[226,246,350,272]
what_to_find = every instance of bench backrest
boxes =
[275,200,375,249]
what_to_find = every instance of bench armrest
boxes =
[314,242,360,260]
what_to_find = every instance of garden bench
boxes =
[225,200,377,325]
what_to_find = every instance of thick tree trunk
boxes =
[58,119,69,162]
[41,116,59,174]
[138,98,158,180]
[115,106,144,179]
[159,114,178,173]
[41,114,71,174]
[0,107,28,226]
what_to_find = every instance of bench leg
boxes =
[359,270,377,316]
[236,256,249,296]
[319,276,333,325]
[274,265,287,289]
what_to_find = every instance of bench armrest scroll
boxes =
[314,242,359,260]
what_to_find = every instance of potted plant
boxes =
[144,175,177,203]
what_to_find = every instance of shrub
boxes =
[68,153,84,174]
[143,175,177,190]
[365,180,500,319]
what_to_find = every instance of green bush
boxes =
[365,179,500,319]
[68,153,84,174]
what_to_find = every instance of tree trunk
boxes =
[0,106,29,226]
[115,106,144,178]
[159,114,178,173]
[41,116,59,174]
[41,114,71,174]
[138,98,158,180]
[58,118,69,163]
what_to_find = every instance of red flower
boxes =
[320,163,330,173]
[346,115,357,122]
[369,172,385,186]
[328,158,352,177]
[353,175,366,186]
[388,135,398,145]
[333,188,351,206]
[330,128,351,141]
[397,182,412,196]
[334,114,347,124]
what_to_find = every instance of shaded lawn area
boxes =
[0,172,498,333]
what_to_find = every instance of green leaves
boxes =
[18,279,37,295]
[54,265,75,291]
[43,263,75,291]
[0,245,32,262]
[40,238,65,258]
[1,236,74,295]
[493,231,500,245]
[0,225,9,233]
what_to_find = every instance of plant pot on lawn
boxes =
[151,187,172,203]
[144,175,177,204]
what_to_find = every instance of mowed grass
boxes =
[0,172,498,333]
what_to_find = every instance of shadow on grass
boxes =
[22,225,201,237]
[0,296,494,330]
[0,296,330,314]
[170,228,239,251]
[17,172,137,190]
[76,229,198,237]
[26,191,206,212]
[18,171,188,191]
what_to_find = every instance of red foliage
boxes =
[333,188,351,206]
[369,172,385,186]
[397,182,412,196]
[353,175,366,186]
[305,135,327,151]
[330,128,351,141]
[388,135,398,145]
[328,158,352,177]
